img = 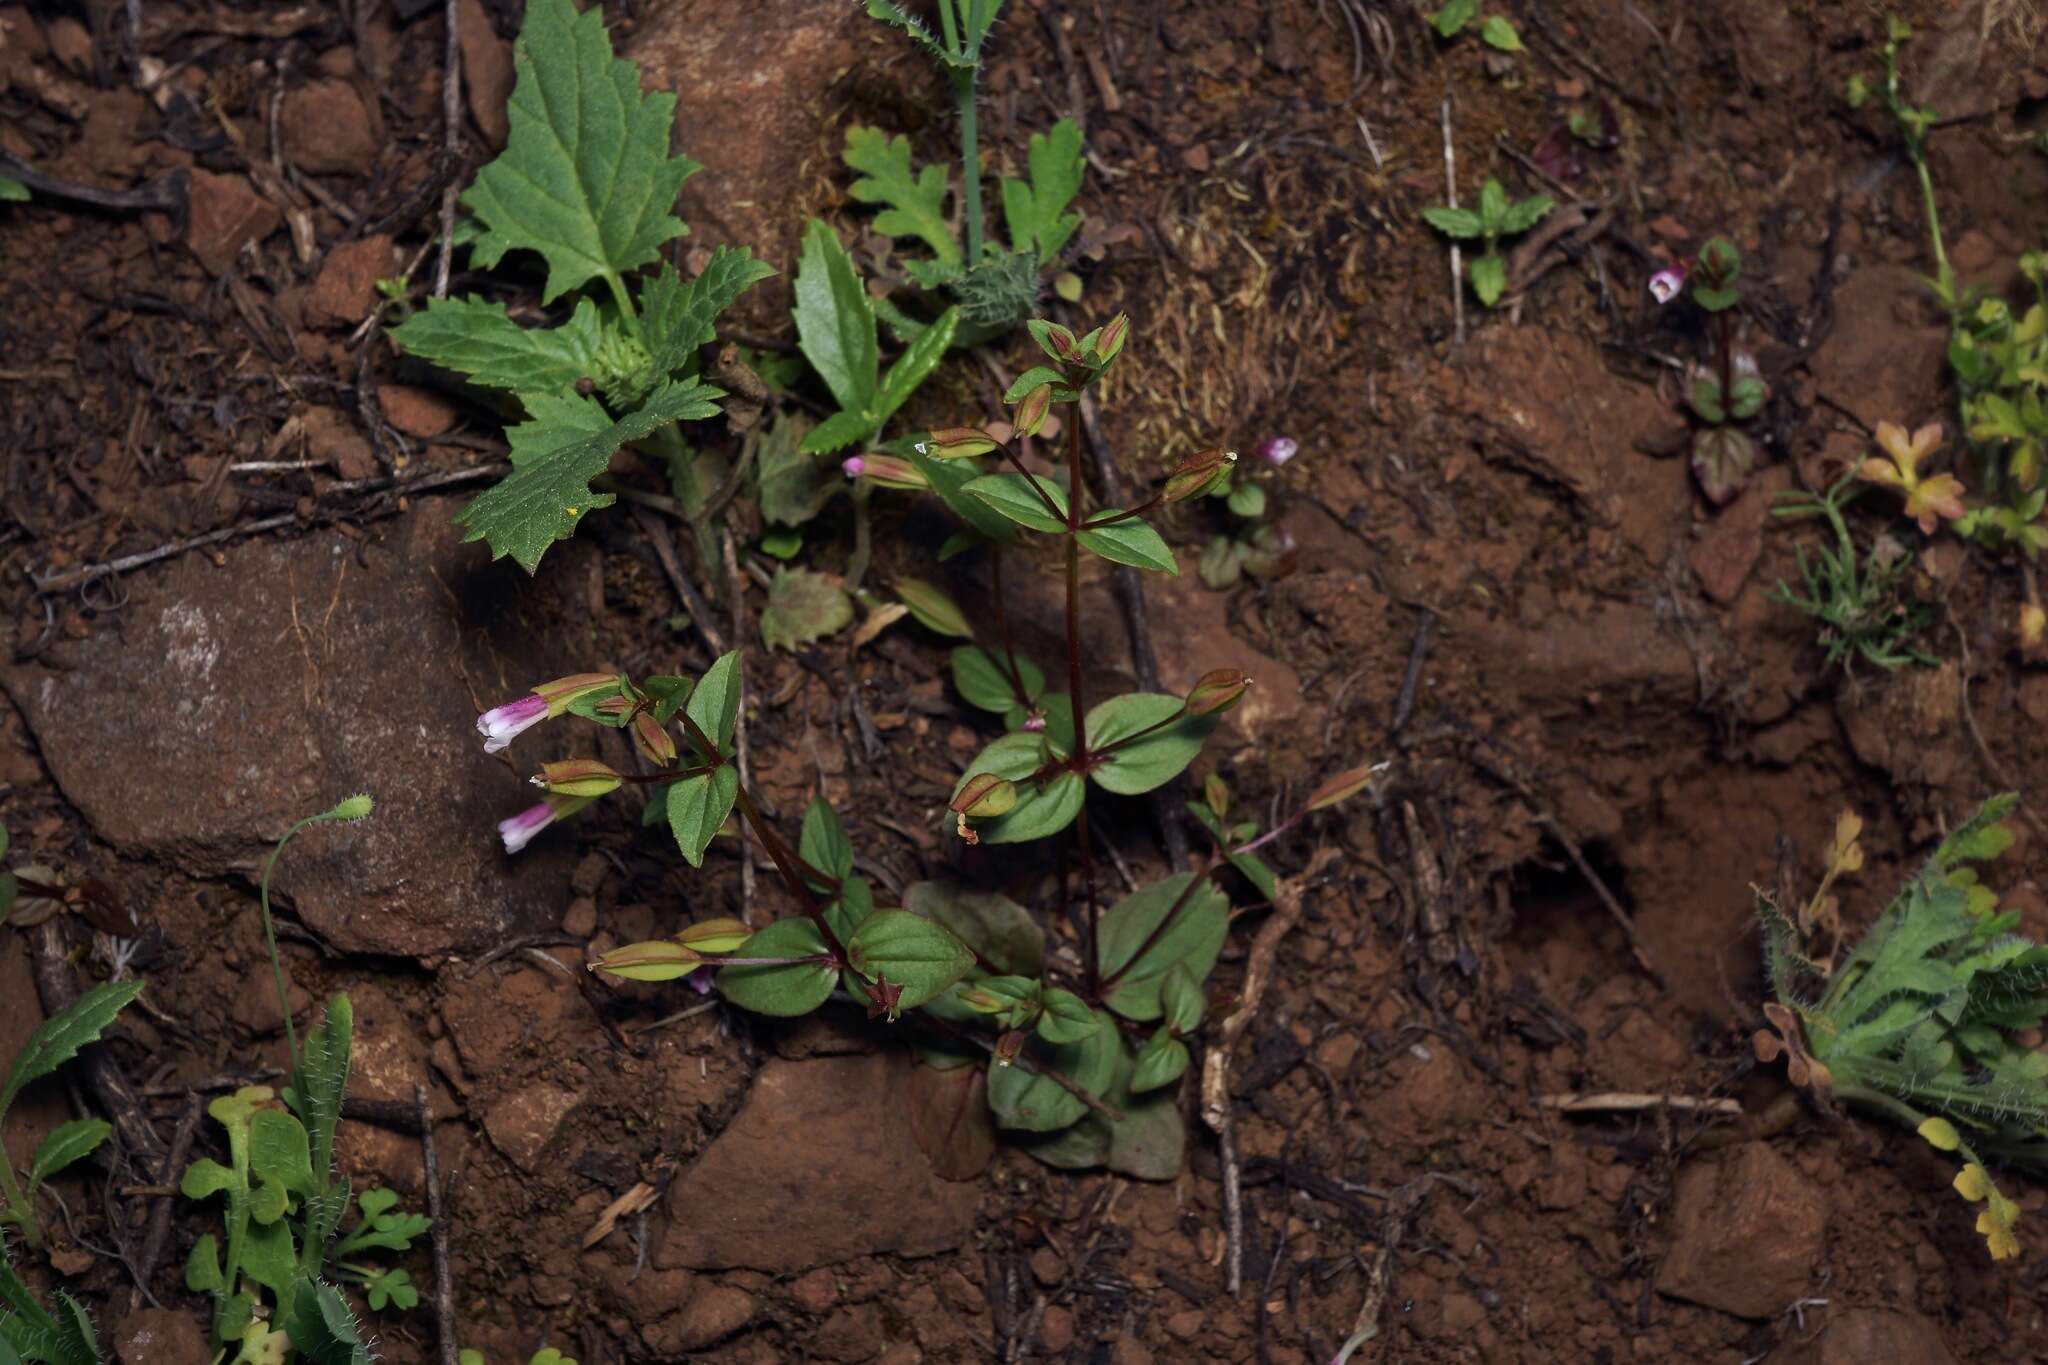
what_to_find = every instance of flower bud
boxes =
[993,1029,1027,1067]
[676,917,752,955]
[1306,762,1374,811]
[952,773,1018,819]
[1163,448,1235,504]
[1093,313,1130,365]
[848,453,927,490]
[476,693,548,754]
[914,427,1000,459]
[590,939,707,983]
[631,711,677,766]
[1029,319,1080,361]
[1647,262,1689,305]
[1013,383,1052,439]
[1256,436,1298,467]
[533,672,621,717]
[1185,668,1251,716]
[842,455,867,478]
[320,793,375,822]
[531,758,624,799]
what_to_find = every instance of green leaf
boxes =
[0,979,144,1116]
[1036,989,1100,1044]
[799,409,879,456]
[716,919,838,1015]
[953,732,1084,844]
[0,177,26,203]
[180,1157,236,1201]
[1499,193,1554,235]
[760,568,852,652]
[951,645,1044,714]
[688,650,743,752]
[1421,205,1483,239]
[965,472,1069,533]
[1160,963,1205,1034]
[643,247,777,379]
[365,1268,418,1313]
[986,1010,1118,1132]
[1468,252,1507,307]
[1098,873,1229,1022]
[1478,180,1508,230]
[793,219,879,417]
[1001,119,1085,265]
[1936,795,2018,869]
[1226,484,1266,519]
[387,295,605,393]
[904,881,1044,975]
[284,1278,374,1365]
[294,994,353,1185]
[1076,515,1177,574]
[873,307,960,427]
[1480,15,1523,51]
[667,767,740,868]
[241,1217,299,1293]
[249,1110,317,1197]
[454,382,725,573]
[1086,693,1216,795]
[25,1119,110,1189]
[183,1233,225,1294]
[1431,0,1478,35]
[909,450,1019,543]
[800,797,855,882]
[843,126,960,268]
[1130,1029,1190,1094]
[462,0,701,303]
[896,577,974,637]
[845,911,977,1009]
[756,412,839,526]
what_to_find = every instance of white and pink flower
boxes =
[476,694,547,754]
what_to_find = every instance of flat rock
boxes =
[455,0,513,150]
[185,169,279,275]
[1765,1308,1958,1365]
[656,1052,977,1273]
[673,1284,759,1351]
[307,234,395,328]
[625,0,867,328]
[1807,267,1948,435]
[482,1080,579,1171]
[280,78,378,176]
[1,500,600,959]
[113,1307,210,1365]
[1657,1142,1827,1318]
[378,382,460,438]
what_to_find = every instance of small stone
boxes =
[280,79,377,176]
[114,1308,209,1365]
[1164,1309,1205,1341]
[675,1285,758,1350]
[790,1267,837,1314]
[1763,1308,1957,1365]
[1181,143,1211,173]
[185,170,280,275]
[1109,1337,1155,1365]
[572,850,610,896]
[456,0,515,149]
[1039,1305,1075,1352]
[811,1304,884,1362]
[560,896,598,938]
[300,406,378,480]
[230,972,311,1036]
[1657,1143,1826,1318]
[306,234,395,328]
[481,1082,578,1171]
[376,384,460,438]
[1029,1246,1064,1287]
[1442,1293,1486,1333]
[1649,215,1690,242]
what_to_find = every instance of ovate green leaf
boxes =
[793,219,878,418]
[1076,515,1177,574]
[1086,693,1216,795]
[964,472,1068,533]
[845,910,977,1009]
[1098,873,1229,1021]
[667,766,740,868]
[717,918,837,1016]
[904,881,1045,975]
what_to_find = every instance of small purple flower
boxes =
[842,455,867,479]
[685,965,716,995]
[1648,263,1689,305]
[1255,436,1298,467]
[476,693,547,754]
[497,800,556,855]
[1022,713,1047,733]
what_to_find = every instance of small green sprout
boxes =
[1769,472,1933,672]
[1422,179,1553,308]
[1428,0,1523,51]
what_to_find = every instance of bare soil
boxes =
[5,0,2048,1361]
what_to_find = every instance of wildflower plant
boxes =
[1422,179,1553,309]
[182,796,425,1365]
[483,316,1369,1176]
[1653,237,1769,504]
[1427,0,1523,53]
[1197,438,1296,590]
[1754,795,2048,1262]
[851,0,1086,340]
[387,0,777,573]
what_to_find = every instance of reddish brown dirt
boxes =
[5,0,2048,1362]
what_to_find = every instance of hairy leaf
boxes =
[643,247,776,379]
[0,979,144,1116]
[25,1119,111,1189]
[388,295,605,393]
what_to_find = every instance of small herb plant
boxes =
[181,796,424,1365]
[1770,469,1933,672]
[1197,437,1295,591]
[0,980,142,1255]
[460,1351,574,1365]
[1422,179,1553,309]
[1428,0,1524,53]
[388,0,776,573]
[1755,795,2048,1261]
[1651,237,1768,504]
[482,317,1369,1176]
[1,1245,101,1365]
[850,1,1086,339]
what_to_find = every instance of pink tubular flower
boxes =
[497,801,556,855]
[1256,436,1298,466]
[1648,262,1689,305]
[476,694,548,754]
[842,455,867,478]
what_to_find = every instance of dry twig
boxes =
[421,1084,457,1365]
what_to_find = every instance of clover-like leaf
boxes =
[462,0,701,303]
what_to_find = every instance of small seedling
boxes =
[485,316,1371,1177]
[1652,236,1768,503]
[1769,471,1932,672]
[1422,179,1553,308]
[388,0,776,573]
[853,0,1086,339]
[1755,796,2048,1261]
[1196,439,1295,590]
[1428,0,1523,52]
[182,795,423,1365]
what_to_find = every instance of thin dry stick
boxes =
[723,529,757,925]
[1201,847,1340,1295]
[420,1084,457,1365]
[1440,94,1464,345]
[631,506,726,656]
[129,1094,203,1311]
[433,0,463,299]
[1539,1091,1741,1115]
